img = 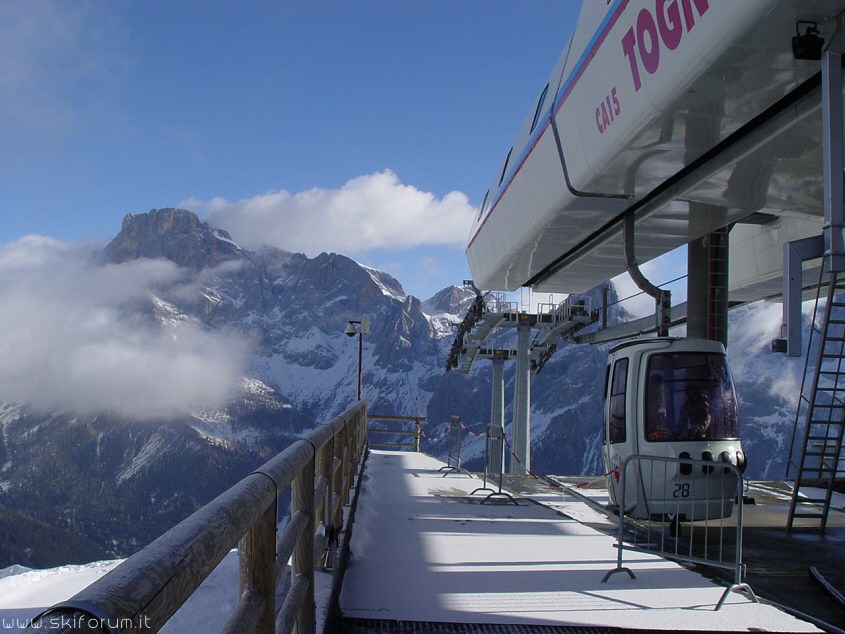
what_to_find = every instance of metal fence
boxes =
[439,416,470,477]
[24,400,368,634]
[602,454,757,610]
[470,424,516,504]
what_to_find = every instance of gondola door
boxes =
[604,353,641,513]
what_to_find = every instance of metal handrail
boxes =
[602,453,756,611]
[24,400,368,634]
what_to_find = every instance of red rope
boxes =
[418,426,449,444]
[459,422,486,438]
[500,433,561,489]
[421,423,562,491]
[604,466,621,482]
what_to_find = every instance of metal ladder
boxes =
[706,227,729,343]
[787,267,845,531]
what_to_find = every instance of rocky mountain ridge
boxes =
[0,209,479,566]
[0,208,805,567]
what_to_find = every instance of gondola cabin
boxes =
[603,338,746,521]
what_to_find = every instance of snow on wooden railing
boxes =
[23,400,368,634]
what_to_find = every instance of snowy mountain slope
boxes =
[0,208,809,569]
[426,299,807,483]
[0,209,475,567]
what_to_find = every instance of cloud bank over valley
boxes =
[0,236,250,420]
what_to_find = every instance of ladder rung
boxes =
[791,513,825,519]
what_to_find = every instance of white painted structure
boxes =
[467,0,844,298]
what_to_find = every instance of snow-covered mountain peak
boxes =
[423,285,477,316]
[359,263,407,302]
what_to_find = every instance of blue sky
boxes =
[1,1,584,301]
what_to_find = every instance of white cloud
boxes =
[182,170,476,255]
[611,272,655,318]
[417,255,441,277]
[0,237,250,420]
[610,263,668,318]
[727,300,804,401]
[610,247,688,318]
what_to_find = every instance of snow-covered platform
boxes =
[338,450,821,632]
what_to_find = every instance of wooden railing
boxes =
[367,414,424,451]
[25,400,368,634]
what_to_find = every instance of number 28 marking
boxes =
[673,482,690,498]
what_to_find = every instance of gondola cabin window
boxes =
[644,352,739,442]
[609,358,628,444]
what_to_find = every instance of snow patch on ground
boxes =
[115,433,166,484]
[213,231,241,250]
[0,559,123,631]
[359,264,406,302]
[423,310,461,340]
[0,550,335,633]
[0,404,22,427]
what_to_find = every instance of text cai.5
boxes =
[596,87,620,134]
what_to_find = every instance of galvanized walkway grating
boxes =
[336,619,631,633]
[335,619,764,633]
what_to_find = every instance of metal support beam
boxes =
[491,358,505,433]
[708,227,730,347]
[687,223,729,347]
[779,235,825,356]
[511,325,531,474]
[624,213,671,336]
[601,284,609,330]
[687,236,709,340]
[823,25,845,273]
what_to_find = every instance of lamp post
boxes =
[344,316,370,400]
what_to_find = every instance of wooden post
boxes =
[292,450,316,633]
[238,500,276,634]
[331,425,344,531]
[325,436,335,532]
[360,402,368,458]
[315,443,328,529]
[314,441,332,570]
[345,426,355,504]
[339,427,351,506]
[20,405,370,634]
